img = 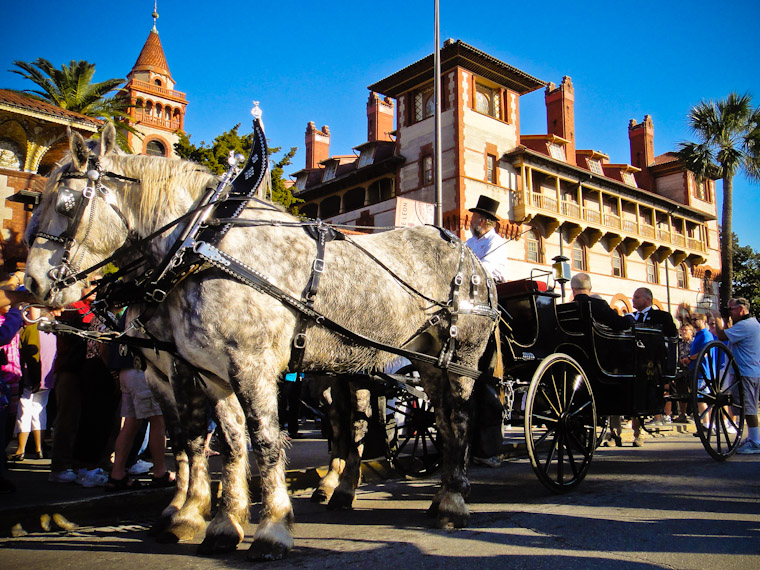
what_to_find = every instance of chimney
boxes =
[628,115,654,190]
[305,122,330,169]
[545,76,575,161]
[367,91,394,142]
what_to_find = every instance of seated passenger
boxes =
[627,287,679,337]
[570,273,631,332]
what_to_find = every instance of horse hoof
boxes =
[310,488,329,503]
[326,490,354,510]
[197,534,240,555]
[435,511,469,529]
[247,539,291,561]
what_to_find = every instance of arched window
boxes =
[526,228,541,263]
[145,100,153,116]
[320,195,341,218]
[154,78,162,86]
[572,239,586,271]
[343,187,366,212]
[146,140,166,156]
[0,139,23,170]
[612,248,625,277]
[676,263,688,288]
[164,106,172,120]
[155,103,163,117]
[646,258,659,284]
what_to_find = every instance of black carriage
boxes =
[496,274,745,492]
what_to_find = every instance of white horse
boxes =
[24,123,499,560]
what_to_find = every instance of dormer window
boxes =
[322,162,338,182]
[358,147,374,168]
[475,82,501,119]
[548,143,566,161]
[621,171,637,187]
[295,173,308,190]
[414,87,435,122]
[587,158,604,175]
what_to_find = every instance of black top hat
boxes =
[469,195,500,221]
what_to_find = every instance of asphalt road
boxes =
[1,434,758,569]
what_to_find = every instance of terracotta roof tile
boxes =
[0,89,102,127]
[132,30,171,76]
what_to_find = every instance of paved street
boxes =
[1,433,758,569]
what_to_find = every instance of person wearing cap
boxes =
[466,195,509,283]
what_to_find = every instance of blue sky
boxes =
[3,1,760,248]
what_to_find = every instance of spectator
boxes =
[279,372,303,439]
[0,287,29,493]
[10,306,56,462]
[106,335,174,491]
[49,276,116,486]
[713,298,760,454]
[672,322,694,423]
[686,312,716,433]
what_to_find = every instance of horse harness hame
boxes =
[34,121,499,380]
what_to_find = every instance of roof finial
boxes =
[152,1,159,33]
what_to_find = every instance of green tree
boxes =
[174,125,301,213]
[9,58,138,151]
[677,92,760,307]
[731,233,760,310]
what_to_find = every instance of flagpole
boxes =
[433,0,443,227]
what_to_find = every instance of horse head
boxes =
[24,123,134,306]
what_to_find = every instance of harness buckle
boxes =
[293,333,306,349]
[450,325,459,338]
[428,314,441,327]
[149,289,168,303]
[471,275,481,286]
[313,258,326,273]
[83,186,95,199]
[454,273,463,286]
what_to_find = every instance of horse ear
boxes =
[99,122,117,156]
[68,127,89,171]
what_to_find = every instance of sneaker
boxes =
[632,437,645,447]
[736,439,760,455]
[473,456,502,468]
[663,416,672,424]
[724,424,738,435]
[49,468,77,483]
[673,414,689,424]
[81,468,109,488]
[645,418,663,426]
[127,459,153,475]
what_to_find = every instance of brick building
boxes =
[0,90,101,271]
[292,40,721,318]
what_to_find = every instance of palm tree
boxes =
[9,58,138,151]
[677,92,760,308]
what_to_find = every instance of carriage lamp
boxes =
[552,255,571,284]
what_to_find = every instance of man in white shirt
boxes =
[465,195,508,283]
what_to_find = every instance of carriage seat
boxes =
[496,278,548,300]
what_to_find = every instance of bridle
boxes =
[33,155,138,293]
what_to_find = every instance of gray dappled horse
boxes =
[24,123,498,560]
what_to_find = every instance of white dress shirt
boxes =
[466,228,508,283]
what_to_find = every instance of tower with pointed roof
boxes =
[122,3,187,156]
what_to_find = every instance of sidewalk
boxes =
[0,418,697,537]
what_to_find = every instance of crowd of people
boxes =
[1,270,175,494]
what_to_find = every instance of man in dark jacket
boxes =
[629,287,678,337]
[570,273,631,331]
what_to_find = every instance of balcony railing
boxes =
[524,190,707,253]
[131,79,186,100]
[583,209,601,224]
[134,113,181,129]
[561,200,580,219]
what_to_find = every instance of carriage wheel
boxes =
[387,366,442,477]
[525,354,597,493]
[691,341,745,461]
